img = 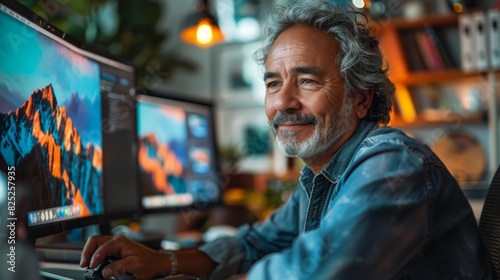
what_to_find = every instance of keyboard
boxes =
[37,247,83,264]
[39,262,86,279]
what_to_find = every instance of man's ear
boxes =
[355,90,373,119]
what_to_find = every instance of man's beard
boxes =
[271,97,354,160]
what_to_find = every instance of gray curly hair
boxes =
[254,0,395,125]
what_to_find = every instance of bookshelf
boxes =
[377,13,463,83]
[376,11,500,187]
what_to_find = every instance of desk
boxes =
[39,262,86,280]
[39,262,201,280]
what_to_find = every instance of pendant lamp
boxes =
[180,0,224,47]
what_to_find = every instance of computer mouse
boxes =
[84,256,135,280]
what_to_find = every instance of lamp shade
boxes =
[180,10,224,47]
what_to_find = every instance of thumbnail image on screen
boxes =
[0,3,105,226]
[137,95,220,210]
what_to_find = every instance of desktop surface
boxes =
[39,262,201,280]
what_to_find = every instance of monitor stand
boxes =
[35,221,116,266]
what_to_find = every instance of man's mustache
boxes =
[271,112,318,128]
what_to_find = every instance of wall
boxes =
[147,0,216,100]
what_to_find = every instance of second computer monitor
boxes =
[136,93,221,213]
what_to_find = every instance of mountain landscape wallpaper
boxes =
[0,10,104,218]
[137,102,188,196]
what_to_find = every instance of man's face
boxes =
[264,25,356,160]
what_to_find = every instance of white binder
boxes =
[472,11,488,72]
[487,9,500,70]
[459,13,475,72]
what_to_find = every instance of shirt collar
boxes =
[299,120,378,190]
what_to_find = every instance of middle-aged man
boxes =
[80,1,496,279]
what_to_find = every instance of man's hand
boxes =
[80,235,170,280]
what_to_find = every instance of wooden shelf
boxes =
[389,69,485,85]
[380,13,459,29]
[389,112,486,128]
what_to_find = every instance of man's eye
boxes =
[266,81,280,89]
[301,79,315,85]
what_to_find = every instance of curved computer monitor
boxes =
[0,0,141,240]
[136,92,222,214]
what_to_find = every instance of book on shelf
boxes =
[399,30,427,71]
[399,26,457,72]
[422,25,456,69]
[414,30,446,71]
[408,85,440,115]
[393,85,417,123]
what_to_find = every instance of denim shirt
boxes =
[199,120,495,279]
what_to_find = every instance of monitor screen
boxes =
[136,93,222,212]
[0,0,140,239]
